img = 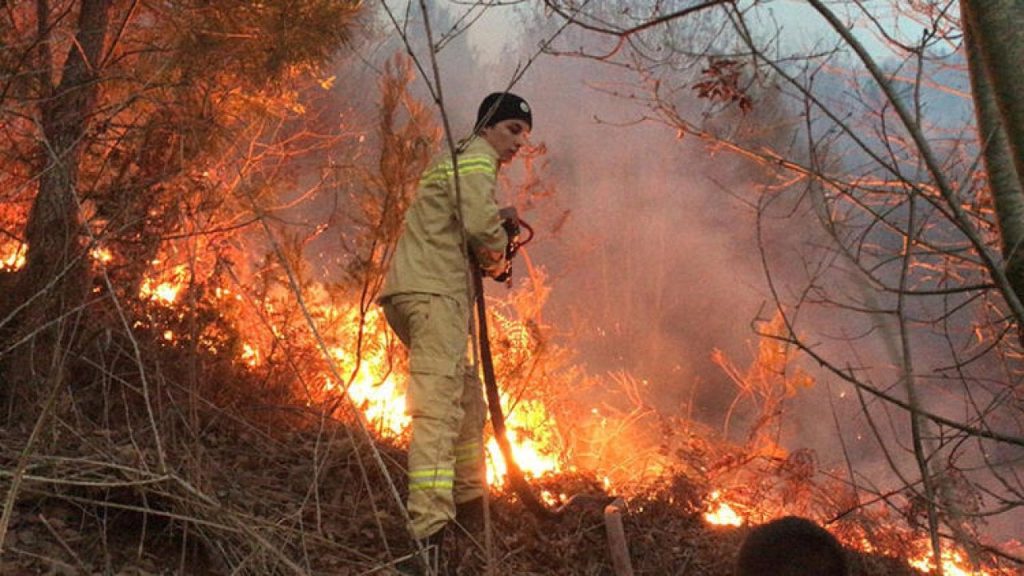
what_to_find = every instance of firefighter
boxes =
[379,92,533,574]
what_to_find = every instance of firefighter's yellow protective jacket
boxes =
[379,136,507,540]
[380,136,508,302]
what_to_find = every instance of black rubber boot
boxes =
[453,498,485,574]
[396,529,446,575]
[454,497,484,535]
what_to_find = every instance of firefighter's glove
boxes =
[498,206,521,259]
[492,262,512,283]
[492,207,520,283]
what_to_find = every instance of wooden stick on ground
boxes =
[604,497,634,576]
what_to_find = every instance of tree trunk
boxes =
[8,0,111,391]
[962,1,1024,305]
[961,3,1024,184]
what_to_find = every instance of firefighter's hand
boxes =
[499,207,520,239]
[498,206,519,226]
[476,248,507,279]
[498,207,521,259]
[492,261,512,283]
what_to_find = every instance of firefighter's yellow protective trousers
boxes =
[382,292,488,540]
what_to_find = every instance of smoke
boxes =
[318,6,889,461]
[452,30,785,424]
[318,2,1024,550]
[334,5,812,432]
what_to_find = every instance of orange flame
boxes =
[486,431,560,486]
[139,263,190,304]
[319,306,412,437]
[2,243,112,271]
[321,340,564,485]
[540,490,567,507]
[485,396,564,485]
[909,543,993,576]
[44,248,1011,575]
[250,301,567,485]
[704,491,744,527]
[324,355,410,438]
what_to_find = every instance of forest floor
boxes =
[0,411,925,576]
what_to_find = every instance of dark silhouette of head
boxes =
[735,516,847,576]
[474,92,532,133]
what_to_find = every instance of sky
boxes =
[462,0,929,68]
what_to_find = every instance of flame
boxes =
[540,490,567,507]
[153,283,180,303]
[327,371,410,437]
[1,241,26,271]
[119,265,1007,576]
[485,428,561,486]
[214,287,240,300]
[327,332,410,437]
[909,544,993,576]
[320,343,564,485]
[0,239,112,273]
[256,301,564,484]
[484,394,564,485]
[91,247,113,264]
[241,343,260,368]
[139,264,189,304]
[704,491,744,526]
[109,246,572,489]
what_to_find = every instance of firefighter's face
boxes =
[480,119,531,164]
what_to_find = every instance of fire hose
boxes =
[473,212,611,520]
[473,270,557,519]
[471,210,554,519]
[467,211,633,572]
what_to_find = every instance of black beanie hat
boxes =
[475,92,532,132]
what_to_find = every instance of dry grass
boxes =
[0,395,926,575]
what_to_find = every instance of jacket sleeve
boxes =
[452,152,507,269]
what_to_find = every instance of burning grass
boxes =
[0,420,945,575]
[0,63,1015,572]
[0,266,1015,574]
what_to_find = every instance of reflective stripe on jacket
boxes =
[380,137,508,300]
